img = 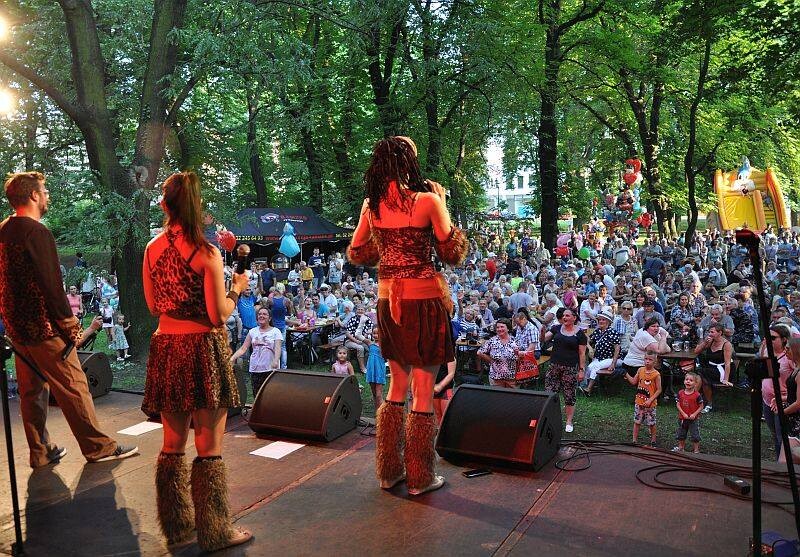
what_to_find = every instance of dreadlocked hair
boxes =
[363,136,429,220]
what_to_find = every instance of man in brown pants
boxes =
[0,172,138,467]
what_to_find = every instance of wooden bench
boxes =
[317,341,344,364]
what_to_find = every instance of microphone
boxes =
[235,244,250,275]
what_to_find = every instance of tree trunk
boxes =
[420,9,441,175]
[683,38,712,248]
[173,121,192,170]
[330,71,360,215]
[538,25,561,252]
[247,89,269,206]
[535,0,604,249]
[365,15,403,136]
[3,0,191,353]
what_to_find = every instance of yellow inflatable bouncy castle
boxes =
[714,158,789,231]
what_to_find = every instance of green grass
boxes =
[549,374,774,460]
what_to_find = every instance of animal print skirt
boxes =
[142,327,240,414]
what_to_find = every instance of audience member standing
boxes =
[477,318,521,388]
[309,247,325,290]
[541,307,587,433]
[237,287,257,343]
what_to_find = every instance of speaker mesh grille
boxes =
[438,387,552,463]
[250,372,344,433]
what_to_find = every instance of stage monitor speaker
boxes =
[77,350,113,399]
[248,370,362,442]
[435,385,562,471]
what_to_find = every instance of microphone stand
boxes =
[736,230,800,556]
[1,338,25,555]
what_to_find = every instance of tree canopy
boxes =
[0,0,797,343]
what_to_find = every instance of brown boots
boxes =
[375,401,406,488]
[375,403,444,495]
[155,452,194,546]
[156,453,252,552]
[405,411,444,496]
[190,456,252,552]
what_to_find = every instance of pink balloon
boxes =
[556,233,570,247]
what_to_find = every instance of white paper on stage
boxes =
[250,441,304,459]
[117,421,163,436]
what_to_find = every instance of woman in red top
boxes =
[142,173,251,551]
[349,136,467,496]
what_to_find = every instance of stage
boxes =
[1,391,797,556]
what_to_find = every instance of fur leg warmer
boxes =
[375,401,405,487]
[191,456,235,552]
[405,411,443,495]
[155,452,194,545]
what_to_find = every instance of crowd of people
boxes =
[213,219,800,456]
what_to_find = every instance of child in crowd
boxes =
[109,314,131,360]
[625,351,662,446]
[331,346,354,377]
[674,372,704,453]
[365,326,386,408]
[99,298,115,345]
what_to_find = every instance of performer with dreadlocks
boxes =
[348,136,467,495]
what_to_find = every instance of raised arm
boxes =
[203,246,247,327]
[420,187,453,242]
[351,200,372,247]
[347,200,379,266]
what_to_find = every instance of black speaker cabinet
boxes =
[248,370,362,442]
[77,350,113,399]
[436,385,562,471]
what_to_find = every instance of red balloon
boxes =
[216,229,237,252]
[623,173,638,186]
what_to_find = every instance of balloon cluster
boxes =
[624,158,644,217]
[555,232,592,259]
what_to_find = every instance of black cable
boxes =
[554,440,592,471]
[638,465,794,508]
[556,440,798,511]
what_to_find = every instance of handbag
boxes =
[516,351,540,380]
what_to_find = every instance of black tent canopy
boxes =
[215,207,352,245]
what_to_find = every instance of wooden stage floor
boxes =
[1,391,797,556]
